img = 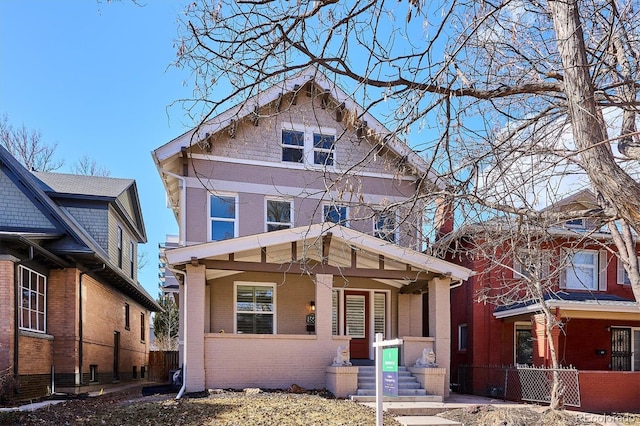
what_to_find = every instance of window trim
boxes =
[373,210,398,243]
[18,265,47,333]
[281,123,337,168]
[129,241,135,278]
[563,249,599,291]
[265,198,293,232]
[125,303,130,330]
[323,203,349,227]
[458,323,468,351]
[208,193,238,242]
[117,225,123,268]
[140,312,146,342]
[234,282,277,334]
[514,321,533,366]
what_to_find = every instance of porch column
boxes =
[315,274,333,339]
[185,263,206,392]
[428,276,452,397]
[532,313,560,367]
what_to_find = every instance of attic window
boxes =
[282,130,304,163]
[565,218,585,228]
[281,124,337,167]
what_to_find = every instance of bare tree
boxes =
[72,154,111,177]
[152,296,179,351]
[173,0,640,304]
[0,114,63,172]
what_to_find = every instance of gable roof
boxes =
[153,66,442,189]
[0,145,159,311]
[166,223,472,287]
[33,171,146,242]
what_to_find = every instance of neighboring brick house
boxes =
[0,145,159,401]
[152,67,472,398]
[447,190,640,413]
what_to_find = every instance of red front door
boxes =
[345,291,369,359]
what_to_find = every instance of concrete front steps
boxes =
[350,366,443,403]
[352,367,461,425]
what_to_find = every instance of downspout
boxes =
[78,264,105,385]
[13,246,35,391]
[169,267,187,399]
[159,169,186,247]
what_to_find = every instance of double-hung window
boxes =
[19,265,47,333]
[235,283,275,334]
[209,194,237,241]
[313,133,335,166]
[281,130,304,163]
[266,199,292,231]
[281,125,336,167]
[324,204,348,226]
[564,250,598,290]
[374,211,397,243]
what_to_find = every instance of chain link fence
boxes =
[456,365,580,407]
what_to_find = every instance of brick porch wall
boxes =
[576,371,640,414]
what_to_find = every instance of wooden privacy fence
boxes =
[148,351,179,383]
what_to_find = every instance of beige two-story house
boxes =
[153,67,471,398]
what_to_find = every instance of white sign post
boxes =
[373,333,403,426]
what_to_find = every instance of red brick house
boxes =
[448,190,640,413]
[0,145,159,401]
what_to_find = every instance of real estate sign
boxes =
[382,347,398,397]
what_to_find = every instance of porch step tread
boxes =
[358,382,422,390]
[356,389,427,396]
[351,395,443,403]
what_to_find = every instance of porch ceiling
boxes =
[166,223,472,292]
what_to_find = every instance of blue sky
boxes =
[0,1,196,298]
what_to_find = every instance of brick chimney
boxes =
[434,195,454,240]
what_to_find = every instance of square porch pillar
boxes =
[428,276,452,397]
[314,274,333,339]
[185,263,206,392]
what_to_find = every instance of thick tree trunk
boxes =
[549,0,640,303]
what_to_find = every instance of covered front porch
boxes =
[166,224,471,397]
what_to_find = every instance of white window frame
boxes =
[265,198,293,232]
[312,132,336,166]
[564,249,599,290]
[234,282,277,334]
[281,123,336,168]
[373,210,398,243]
[323,203,349,226]
[514,321,533,366]
[458,323,468,351]
[18,265,47,333]
[208,193,238,242]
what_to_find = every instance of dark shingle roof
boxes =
[32,171,133,198]
[495,291,635,312]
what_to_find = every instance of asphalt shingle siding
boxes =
[0,170,57,230]
[65,206,109,250]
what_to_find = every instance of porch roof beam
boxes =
[198,258,440,281]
